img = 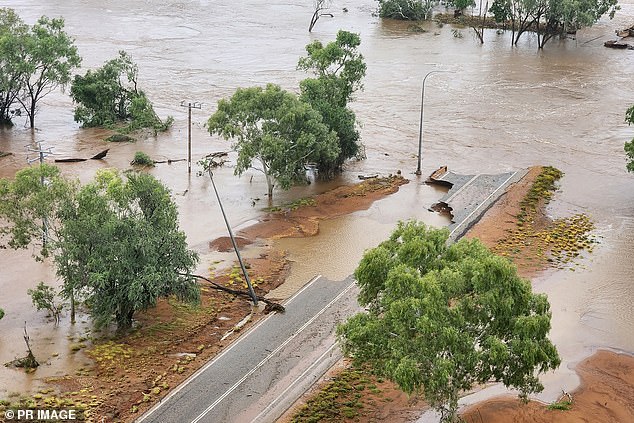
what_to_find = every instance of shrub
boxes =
[130,151,155,167]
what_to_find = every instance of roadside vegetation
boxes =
[336,221,560,422]
[0,165,200,331]
[291,365,389,422]
[492,166,597,270]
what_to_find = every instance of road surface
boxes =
[137,275,360,423]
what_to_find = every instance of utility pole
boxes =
[207,168,259,306]
[26,142,53,249]
[180,101,202,174]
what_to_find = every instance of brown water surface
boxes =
[1,0,634,407]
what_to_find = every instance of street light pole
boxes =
[416,70,451,176]
[207,168,259,306]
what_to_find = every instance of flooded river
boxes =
[1,0,634,409]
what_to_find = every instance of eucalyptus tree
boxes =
[17,16,81,128]
[298,30,366,175]
[208,84,340,199]
[0,8,28,125]
[337,221,560,422]
[0,165,200,330]
[491,0,619,47]
[71,51,173,135]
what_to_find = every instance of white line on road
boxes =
[252,341,340,422]
[444,174,479,204]
[190,280,357,423]
[449,171,519,239]
[137,275,324,423]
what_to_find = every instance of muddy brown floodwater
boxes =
[1,0,634,416]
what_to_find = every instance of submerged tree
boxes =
[0,8,28,126]
[337,221,560,422]
[208,84,340,199]
[0,165,200,330]
[376,0,433,20]
[309,0,334,32]
[626,104,634,172]
[491,0,620,48]
[298,30,366,176]
[18,16,81,128]
[70,51,173,135]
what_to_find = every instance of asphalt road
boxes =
[136,275,360,423]
[137,169,526,423]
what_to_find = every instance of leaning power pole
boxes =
[180,101,202,174]
[26,142,53,249]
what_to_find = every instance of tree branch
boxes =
[186,272,285,313]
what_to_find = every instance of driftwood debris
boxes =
[617,24,634,38]
[0,151,12,158]
[54,149,109,163]
[6,323,39,370]
[189,273,285,314]
[153,158,187,164]
[604,40,632,49]
[358,174,378,180]
[198,151,229,169]
[91,149,109,159]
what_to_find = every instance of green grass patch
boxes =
[547,400,572,410]
[291,367,373,422]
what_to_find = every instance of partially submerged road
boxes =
[137,276,360,423]
[137,169,527,423]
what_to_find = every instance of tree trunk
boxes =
[29,103,36,128]
[70,291,76,324]
[116,308,134,330]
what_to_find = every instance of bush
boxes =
[27,282,63,325]
[0,307,4,320]
[130,151,155,167]
[377,0,432,20]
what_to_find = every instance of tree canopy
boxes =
[298,30,366,175]
[70,51,173,135]
[626,104,634,172]
[207,83,340,199]
[376,0,433,20]
[0,9,81,128]
[337,221,560,422]
[0,165,200,330]
[491,0,619,48]
[0,8,28,125]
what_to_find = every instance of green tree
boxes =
[447,0,476,11]
[70,51,173,135]
[337,221,560,422]
[626,104,634,172]
[27,281,64,325]
[0,8,28,126]
[503,0,619,47]
[376,0,433,20]
[17,16,81,128]
[0,163,74,257]
[0,165,200,330]
[208,84,340,199]
[298,30,366,175]
[55,169,199,329]
[0,308,4,320]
